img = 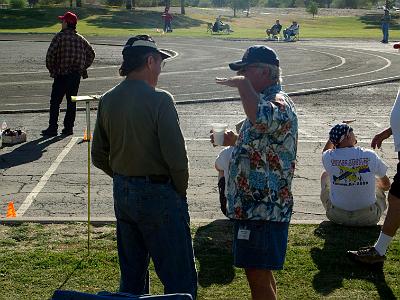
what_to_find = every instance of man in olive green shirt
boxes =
[91,35,197,299]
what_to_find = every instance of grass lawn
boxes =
[1,6,400,39]
[0,221,399,299]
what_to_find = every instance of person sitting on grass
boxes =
[283,21,299,41]
[321,123,390,226]
[266,19,282,39]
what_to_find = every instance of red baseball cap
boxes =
[58,11,78,25]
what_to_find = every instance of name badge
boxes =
[237,228,250,240]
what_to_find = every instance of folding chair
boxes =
[206,22,213,33]
[288,26,300,42]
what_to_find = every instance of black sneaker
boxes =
[346,246,386,265]
[41,128,58,136]
[61,128,73,136]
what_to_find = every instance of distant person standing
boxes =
[381,8,390,43]
[162,7,173,33]
[42,11,95,137]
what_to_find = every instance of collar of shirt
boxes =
[261,83,282,98]
[61,28,77,33]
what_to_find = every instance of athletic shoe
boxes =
[346,246,386,265]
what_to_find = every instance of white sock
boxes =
[374,232,393,256]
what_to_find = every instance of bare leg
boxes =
[320,171,328,189]
[245,268,276,300]
[381,193,400,237]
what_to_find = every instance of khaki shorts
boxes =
[320,176,387,226]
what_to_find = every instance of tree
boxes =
[306,1,318,18]
[385,0,395,9]
[181,0,185,14]
[229,0,248,17]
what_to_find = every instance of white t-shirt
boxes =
[322,147,388,211]
[391,88,400,152]
[215,146,234,196]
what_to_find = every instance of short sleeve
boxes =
[373,152,388,178]
[322,150,332,171]
[215,147,232,171]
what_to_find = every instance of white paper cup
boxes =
[212,123,227,146]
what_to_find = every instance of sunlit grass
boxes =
[0,222,399,299]
[1,6,400,39]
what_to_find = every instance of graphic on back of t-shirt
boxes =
[333,165,370,186]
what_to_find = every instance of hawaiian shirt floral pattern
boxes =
[226,84,298,222]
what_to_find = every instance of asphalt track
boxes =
[2,36,400,112]
[1,35,400,224]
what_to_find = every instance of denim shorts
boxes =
[389,152,400,198]
[233,220,289,270]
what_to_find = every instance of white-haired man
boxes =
[216,45,298,300]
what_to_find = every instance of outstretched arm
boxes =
[216,76,258,124]
[371,127,392,149]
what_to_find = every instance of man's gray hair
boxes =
[265,64,282,84]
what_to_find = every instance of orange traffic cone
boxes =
[83,129,92,141]
[6,201,16,218]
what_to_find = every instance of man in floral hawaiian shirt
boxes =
[216,45,298,300]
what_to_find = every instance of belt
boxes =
[132,175,171,184]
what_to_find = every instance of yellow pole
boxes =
[71,95,101,254]
[86,100,91,254]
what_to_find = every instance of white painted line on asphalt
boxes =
[284,51,391,87]
[16,137,79,216]
[0,66,120,76]
[286,48,346,77]
[4,102,42,106]
[0,66,231,87]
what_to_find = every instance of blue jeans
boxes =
[164,21,172,32]
[382,22,389,42]
[283,29,293,40]
[113,174,197,299]
[49,72,81,130]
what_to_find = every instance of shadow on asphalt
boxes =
[0,135,66,169]
[193,219,235,287]
[311,221,396,299]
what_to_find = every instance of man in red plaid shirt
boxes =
[42,11,95,137]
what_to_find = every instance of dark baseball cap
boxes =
[122,35,171,60]
[58,11,78,25]
[229,45,279,71]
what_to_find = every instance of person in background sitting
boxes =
[266,19,282,39]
